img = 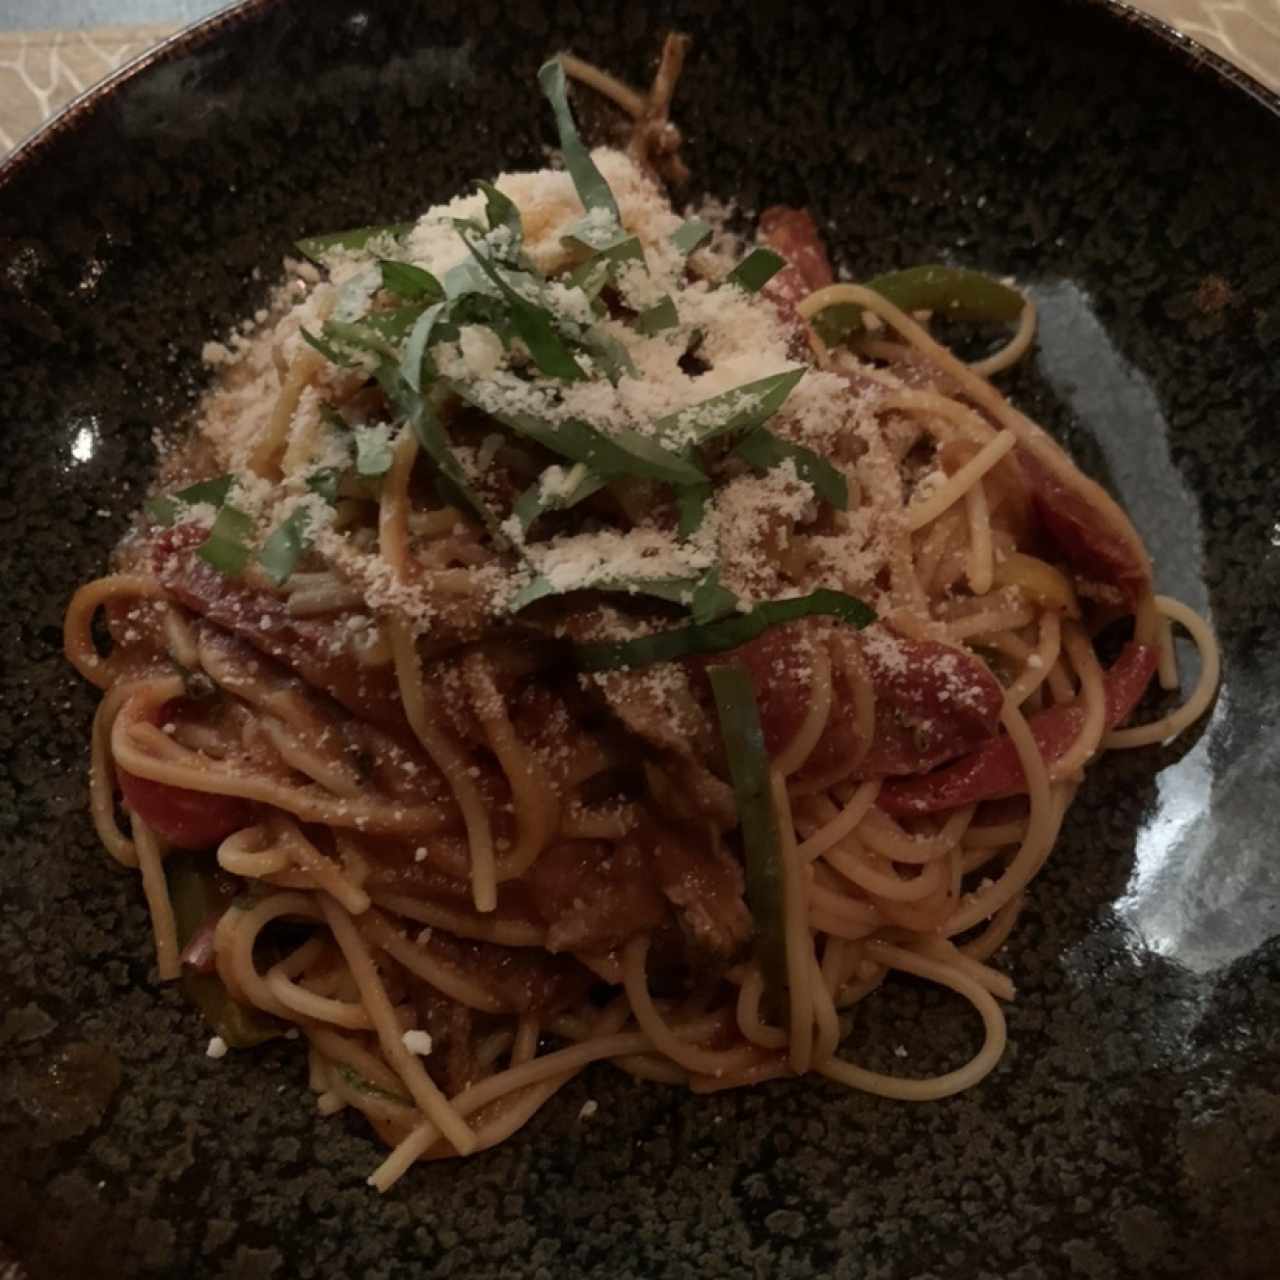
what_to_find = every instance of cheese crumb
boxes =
[206,1036,228,1060]
[401,1029,434,1056]
[578,1099,598,1120]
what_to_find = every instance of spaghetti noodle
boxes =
[64,41,1218,1190]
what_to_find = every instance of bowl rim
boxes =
[1,0,1279,191]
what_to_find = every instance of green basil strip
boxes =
[733,427,849,511]
[707,663,788,1003]
[322,319,398,362]
[511,464,606,532]
[196,504,254,577]
[295,221,414,264]
[337,1065,414,1108]
[655,367,806,448]
[634,295,679,336]
[670,217,714,256]
[379,259,444,302]
[509,571,708,615]
[564,258,612,308]
[442,254,503,301]
[398,301,449,392]
[676,482,712,539]
[537,59,623,234]
[725,246,786,293]
[691,570,739,624]
[301,326,355,368]
[145,473,235,526]
[306,468,343,504]
[449,382,707,487]
[377,367,507,545]
[810,265,1026,345]
[581,324,637,383]
[564,235,646,303]
[359,304,430,345]
[575,235,645,275]
[456,228,588,381]
[573,589,875,671]
[257,506,312,587]
[354,425,395,477]
[476,180,524,254]
[317,303,428,365]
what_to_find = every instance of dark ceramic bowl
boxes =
[2,2,1279,1277]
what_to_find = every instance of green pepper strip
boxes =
[707,663,788,1002]
[810,265,1025,345]
[167,856,282,1049]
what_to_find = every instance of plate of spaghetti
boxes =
[4,3,1279,1278]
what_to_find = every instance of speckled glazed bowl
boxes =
[1,2,1278,1277]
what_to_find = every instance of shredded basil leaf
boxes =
[257,506,312,586]
[574,589,876,671]
[733,427,849,511]
[707,663,788,1002]
[196,504,254,577]
[301,326,355,368]
[321,319,397,362]
[379,259,444,302]
[634,295,679,335]
[456,227,588,381]
[398,301,449,392]
[564,236,646,312]
[725,247,786,293]
[353,307,427,348]
[337,1065,413,1108]
[691,570,739,625]
[295,221,414,264]
[670,218,714,256]
[306,468,343,504]
[448,381,707,488]
[537,58,623,244]
[511,463,606,532]
[676,482,712,538]
[509,571,709,614]
[476,180,524,255]
[655,367,806,448]
[145,474,235,526]
[581,324,637,383]
[377,366,507,545]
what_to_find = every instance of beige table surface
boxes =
[1,1,1278,159]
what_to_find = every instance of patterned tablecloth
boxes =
[0,1,1278,159]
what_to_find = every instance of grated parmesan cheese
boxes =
[401,1029,434,1056]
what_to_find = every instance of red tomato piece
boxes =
[877,642,1158,816]
[1018,448,1152,607]
[117,766,253,850]
[757,206,834,338]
